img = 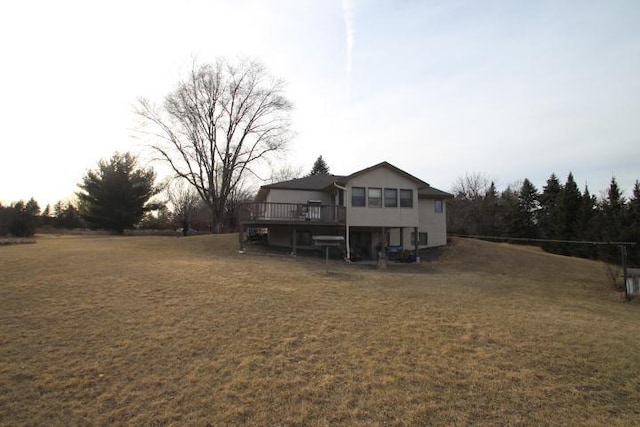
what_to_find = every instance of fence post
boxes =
[621,245,628,300]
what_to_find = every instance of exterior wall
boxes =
[346,167,420,227]
[418,198,447,247]
[266,188,332,205]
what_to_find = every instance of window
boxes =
[384,188,398,207]
[411,231,428,246]
[400,189,413,208]
[368,188,382,208]
[434,199,443,213]
[352,187,365,207]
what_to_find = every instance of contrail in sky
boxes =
[342,0,354,82]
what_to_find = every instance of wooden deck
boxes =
[239,202,346,226]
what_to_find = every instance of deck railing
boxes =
[239,202,346,224]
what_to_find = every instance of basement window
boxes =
[411,231,428,246]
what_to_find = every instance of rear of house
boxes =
[238,162,452,261]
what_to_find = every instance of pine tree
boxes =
[309,155,330,175]
[557,173,582,254]
[480,181,502,236]
[77,152,160,233]
[623,181,640,266]
[574,185,598,257]
[54,202,83,229]
[597,177,626,262]
[601,177,625,241]
[539,173,562,251]
[509,179,539,239]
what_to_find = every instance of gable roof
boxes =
[255,161,453,200]
[256,174,346,201]
[338,161,430,188]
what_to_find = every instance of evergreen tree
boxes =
[479,181,502,236]
[77,152,160,233]
[600,177,625,241]
[53,202,84,229]
[557,173,582,254]
[623,181,640,266]
[575,185,598,257]
[309,155,330,175]
[509,179,539,239]
[0,200,39,237]
[597,177,626,262]
[41,204,52,226]
[538,173,562,251]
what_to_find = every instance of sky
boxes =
[1,0,639,207]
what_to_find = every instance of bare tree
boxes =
[137,58,293,232]
[451,172,493,200]
[223,182,255,232]
[448,172,493,235]
[268,163,303,183]
[166,179,200,236]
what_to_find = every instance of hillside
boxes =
[1,234,638,426]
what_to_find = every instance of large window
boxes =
[434,199,443,213]
[352,187,365,207]
[384,188,398,207]
[400,189,413,208]
[368,188,382,208]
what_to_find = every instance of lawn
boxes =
[1,234,639,426]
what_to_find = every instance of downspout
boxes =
[334,183,350,261]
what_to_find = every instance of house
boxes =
[238,161,453,261]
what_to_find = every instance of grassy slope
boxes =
[1,235,639,426]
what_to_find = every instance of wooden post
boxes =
[377,227,387,269]
[325,246,329,273]
[238,223,244,252]
[292,227,297,256]
[414,227,419,263]
[622,245,628,300]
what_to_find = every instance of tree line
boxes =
[0,150,332,238]
[0,153,245,237]
[448,172,640,265]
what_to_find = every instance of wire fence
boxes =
[449,233,638,299]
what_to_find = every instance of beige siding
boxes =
[418,198,447,247]
[346,167,419,227]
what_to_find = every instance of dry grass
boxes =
[1,235,639,426]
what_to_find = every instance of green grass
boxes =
[1,234,639,426]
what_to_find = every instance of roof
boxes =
[418,187,454,199]
[256,174,346,201]
[340,161,430,188]
[262,174,347,191]
[255,162,453,200]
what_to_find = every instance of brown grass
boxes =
[1,235,639,426]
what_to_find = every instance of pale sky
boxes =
[1,0,639,207]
